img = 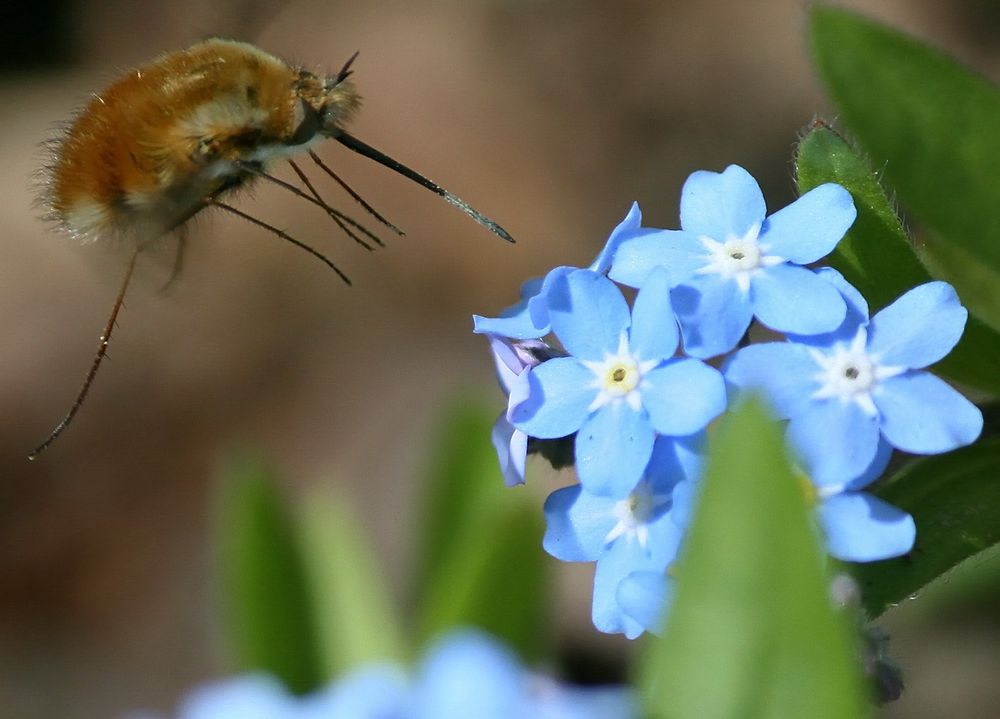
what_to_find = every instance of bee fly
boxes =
[31,38,513,459]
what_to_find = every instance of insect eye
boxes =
[288,97,320,146]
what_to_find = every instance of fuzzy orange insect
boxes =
[32,39,512,459]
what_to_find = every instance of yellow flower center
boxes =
[603,361,639,396]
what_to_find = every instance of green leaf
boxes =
[852,437,1000,618]
[809,4,1000,281]
[640,400,867,719]
[297,489,405,677]
[412,398,549,661]
[919,234,1000,335]
[215,453,324,694]
[795,123,928,311]
[795,123,1000,395]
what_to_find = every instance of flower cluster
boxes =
[475,165,983,637]
[145,630,636,719]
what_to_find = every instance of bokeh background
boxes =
[1,1,998,717]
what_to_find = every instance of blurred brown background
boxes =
[1,1,998,717]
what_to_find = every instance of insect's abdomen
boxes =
[49,40,301,243]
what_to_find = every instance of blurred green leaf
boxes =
[853,437,1000,618]
[919,235,1000,335]
[298,490,405,677]
[640,400,866,719]
[809,3,1000,326]
[413,398,549,661]
[796,123,1000,395]
[216,453,324,694]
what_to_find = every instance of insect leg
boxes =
[29,247,143,460]
[159,225,188,294]
[307,150,404,236]
[209,199,352,286]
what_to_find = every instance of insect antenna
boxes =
[159,225,188,293]
[307,150,404,236]
[332,131,515,243]
[286,159,378,250]
[210,199,352,285]
[234,160,386,248]
[29,247,143,460]
[335,51,360,84]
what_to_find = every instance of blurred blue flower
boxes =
[172,675,296,719]
[472,203,652,340]
[304,665,409,718]
[511,269,725,497]
[152,631,635,719]
[542,436,700,637]
[725,268,982,485]
[610,165,856,358]
[411,631,527,719]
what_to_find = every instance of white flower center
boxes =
[581,332,659,413]
[605,481,671,549]
[809,327,905,415]
[696,223,784,293]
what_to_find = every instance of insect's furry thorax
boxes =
[47,38,361,244]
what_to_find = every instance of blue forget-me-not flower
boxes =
[475,162,982,638]
[609,165,856,358]
[510,268,725,497]
[542,436,700,637]
[725,268,982,486]
[149,630,637,719]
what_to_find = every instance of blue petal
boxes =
[592,524,679,638]
[643,359,727,436]
[787,399,880,486]
[592,555,646,639]
[473,278,550,339]
[491,413,527,487]
[487,335,522,395]
[875,371,983,454]
[647,433,706,489]
[308,665,409,719]
[670,478,699,531]
[412,631,524,719]
[818,493,915,562]
[543,484,619,561]
[672,275,754,359]
[751,264,846,335]
[473,308,546,340]
[841,437,893,492]
[505,369,532,420]
[180,675,294,719]
[762,183,856,263]
[679,165,766,240]
[629,267,679,362]
[787,268,869,348]
[608,230,705,288]
[509,359,595,439]
[527,266,575,333]
[867,282,968,369]
[616,571,672,635]
[589,201,643,274]
[548,270,631,360]
[723,342,819,418]
[527,683,639,719]
[576,402,655,497]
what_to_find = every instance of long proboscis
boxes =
[333,131,515,243]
